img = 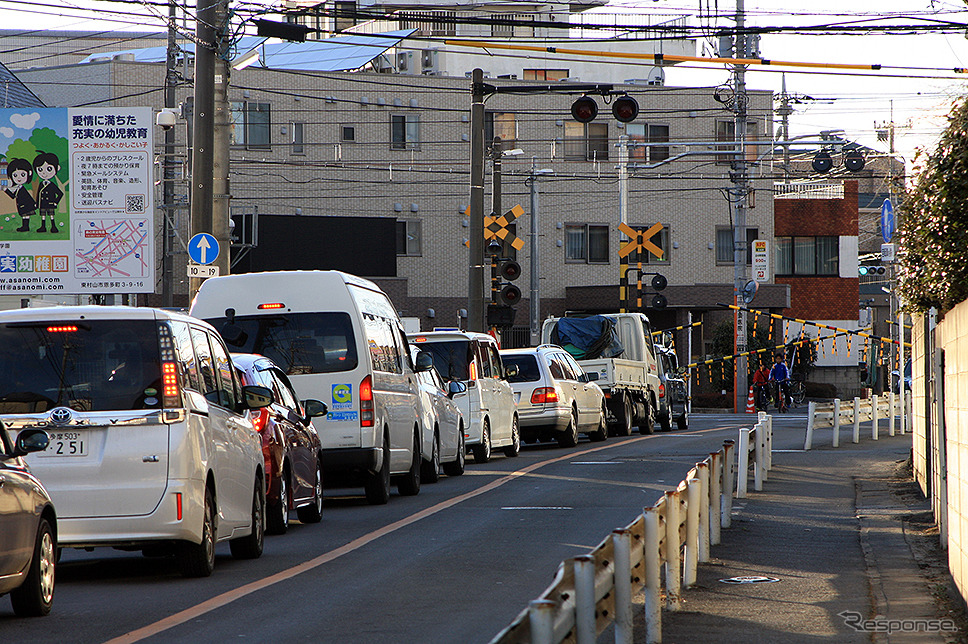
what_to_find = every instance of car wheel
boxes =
[472,419,491,464]
[638,400,655,435]
[397,430,421,496]
[10,517,55,617]
[230,475,265,560]
[178,486,216,578]
[658,407,673,432]
[266,466,289,535]
[612,395,633,437]
[421,430,441,483]
[296,458,323,524]
[675,412,689,431]
[442,426,466,477]
[557,408,579,448]
[364,434,391,505]
[503,415,521,457]
[588,407,608,442]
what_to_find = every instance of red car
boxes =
[232,354,327,534]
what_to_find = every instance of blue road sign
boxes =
[880,199,894,243]
[188,233,219,265]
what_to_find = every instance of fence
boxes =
[490,414,773,644]
[803,391,912,450]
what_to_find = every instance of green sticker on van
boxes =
[332,384,352,410]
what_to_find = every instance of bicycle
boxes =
[753,383,771,411]
[772,380,790,413]
[789,378,806,406]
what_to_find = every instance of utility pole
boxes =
[162,0,177,307]
[776,74,792,183]
[731,0,750,413]
[190,0,230,300]
[468,69,486,332]
[528,158,540,346]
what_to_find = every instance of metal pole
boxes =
[468,69,486,332]
[529,157,540,345]
[732,0,750,413]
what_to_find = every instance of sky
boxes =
[2,0,966,171]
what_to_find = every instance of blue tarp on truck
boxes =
[550,315,625,360]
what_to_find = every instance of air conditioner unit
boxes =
[421,49,438,70]
[396,52,409,72]
[373,55,393,73]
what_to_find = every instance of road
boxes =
[0,411,808,643]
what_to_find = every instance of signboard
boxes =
[880,199,894,244]
[0,107,154,295]
[188,233,219,265]
[188,264,219,278]
[752,239,769,282]
[881,243,896,263]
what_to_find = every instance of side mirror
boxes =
[242,384,273,410]
[448,380,467,397]
[302,399,328,419]
[584,371,599,382]
[504,363,519,379]
[415,350,434,373]
[9,428,50,459]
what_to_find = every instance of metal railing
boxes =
[803,391,911,449]
[491,415,773,644]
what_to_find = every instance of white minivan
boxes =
[408,331,519,463]
[190,270,431,505]
[0,306,273,578]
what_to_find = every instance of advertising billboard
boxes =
[0,107,154,295]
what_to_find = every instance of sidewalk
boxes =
[639,428,965,643]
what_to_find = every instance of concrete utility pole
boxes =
[468,69,486,332]
[190,0,231,300]
[732,0,750,413]
[162,0,177,307]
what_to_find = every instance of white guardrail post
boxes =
[574,556,596,644]
[757,411,772,473]
[684,478,700,587]
[888,391,896,437]
[832,398,841,447]
[872,394,879,440]
[853,397,861,443]
[664,490,681,610]
[528,599,556,644]
[721,440,735,527]
[697,462,710,562]
[804,401,816,450]
[612,528,633,644]
[753,423,764,492]
[642,506,662,644]
[736,428,750,499]
[709,452,722,545]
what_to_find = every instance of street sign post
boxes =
[188,233,219,265]
[752,239,769,283]
[880,199,894,244]
[188,264,219,278]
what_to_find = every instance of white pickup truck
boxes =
[541,313,662,435]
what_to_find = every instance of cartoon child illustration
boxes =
[5,158,36,233]
[33,152,63,234]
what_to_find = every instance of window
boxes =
[209,333,240,410]
[341,125,356,142]
[631,224,670,264]
[190,326,218,402]
[363,315,401,374]
[715,119,758,164]
[563,122,608,161]
[775,236,839,276]
[396,219,422,256]
[230,101,271,149]
[390,114,419,150]
[627,123,670,162]
[491,13,534,37]
[485,111,516,147]
[716,226,759,265]
[523,69,569,81]
[565,223,609,263]
[291,122,304,155]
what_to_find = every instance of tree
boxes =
[897,96,968,314]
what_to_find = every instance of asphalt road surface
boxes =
[1,411,808,643]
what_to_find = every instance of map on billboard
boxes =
[0,107,154,295]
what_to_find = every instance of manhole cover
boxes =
[719,575,780,584]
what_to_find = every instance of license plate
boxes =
[39,430,88,457]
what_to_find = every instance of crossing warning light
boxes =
[611,95,639,123]
[571,96,598,123]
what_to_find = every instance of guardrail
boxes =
[803,391,911,450]
[490,414,773,644]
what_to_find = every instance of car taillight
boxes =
[531,387,558,404]
[252,407,270,434]
[659,383,666,398]
[360,375,374,427]
[161,362,180,407]
[468,359,478,381]
[258,302,285,310]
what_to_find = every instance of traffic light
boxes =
[858,360,869,385]
[859,265,886,276]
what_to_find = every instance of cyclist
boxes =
[752,363,771,410]
[769,352,791,412]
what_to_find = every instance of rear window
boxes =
[0,319,162,413]
[416,340,471,381]
[503,354,540,383]
[203,312,358,376]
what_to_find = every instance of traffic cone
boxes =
[746,386,756,414]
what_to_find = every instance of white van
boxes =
[408,331,519,463]
[0,306,273,578]
[190,270,431,505]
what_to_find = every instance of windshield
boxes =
[203,312,358,376]
[416,340,471,381]
[0,319,162,413]
[503,354,540,383]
